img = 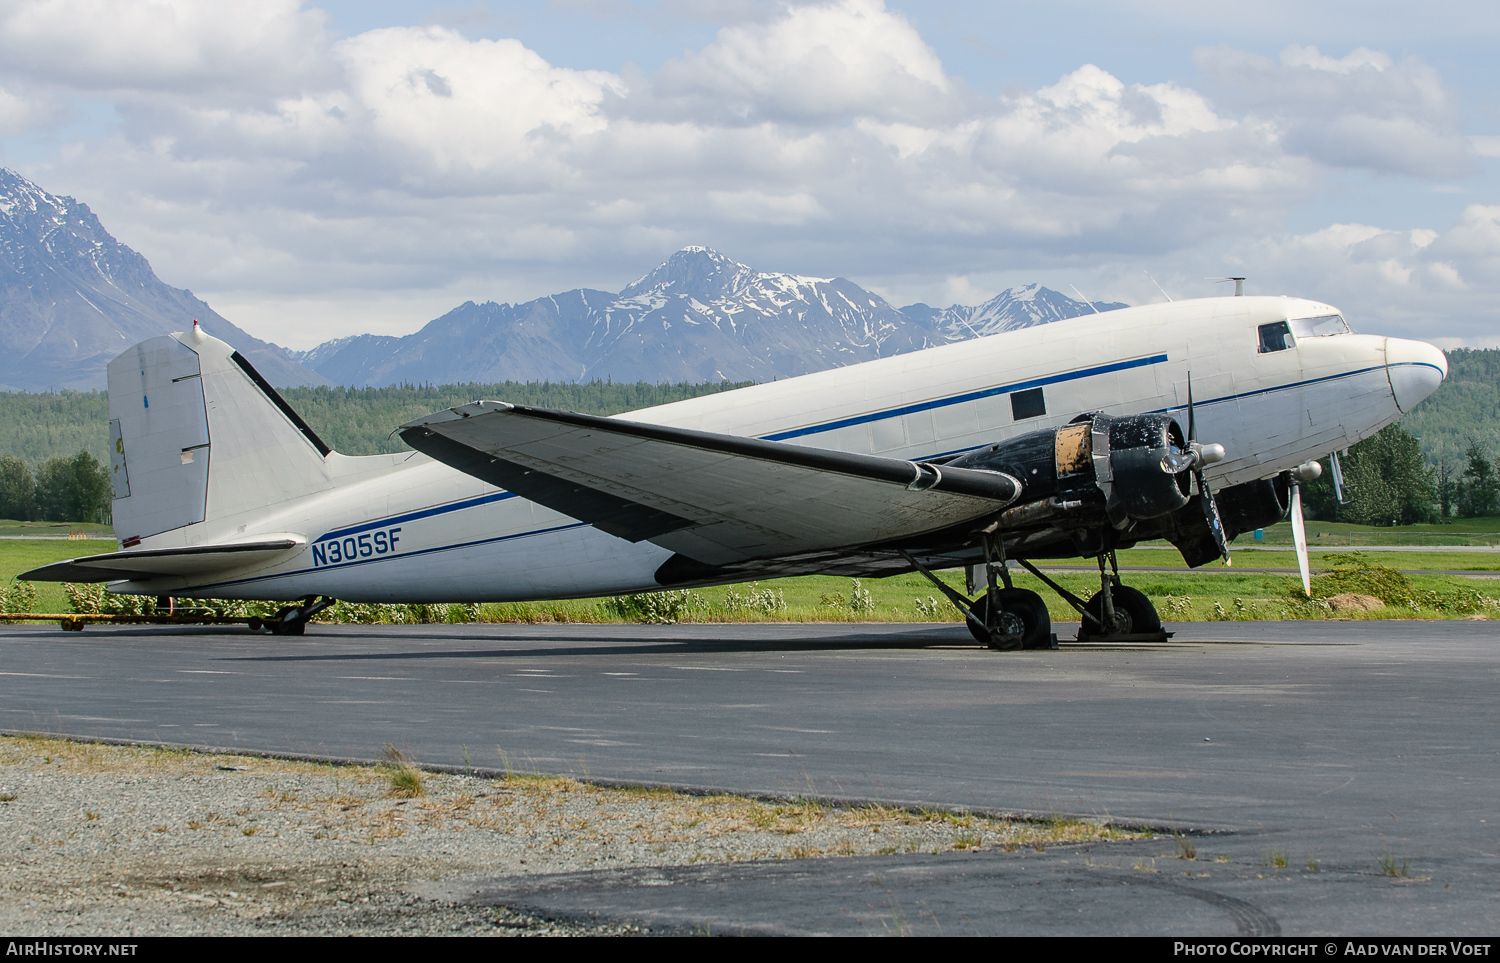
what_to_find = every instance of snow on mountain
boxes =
[299,247,1124,387]
[300,247,930,386]
[900,284,1128,340]
[0,168,325,390]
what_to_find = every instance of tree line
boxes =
[0,379,751,524]
[0,363,1494,528]
[1302,424,1500,525]
[0,452,113,524]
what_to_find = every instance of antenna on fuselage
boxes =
[1207,276,1246,296]
[1144,271,1172,302]
[1069,284,1103,314]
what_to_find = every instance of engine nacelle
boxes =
[945,412,1192,524]
[1218,475,1290,539]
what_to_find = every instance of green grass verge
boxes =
[3,539,1496,624]
[0,519,114,536]
[1190,516,1500,548]
[0,538,116,611]
[1111,548,1500,572]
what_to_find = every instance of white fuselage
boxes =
[125,296,1445,602]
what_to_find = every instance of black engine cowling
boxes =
[1100,414,1193,521]
[945,411,1191,524]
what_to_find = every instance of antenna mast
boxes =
[1207,276,1247,297]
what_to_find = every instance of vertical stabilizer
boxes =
[108,324,336,546]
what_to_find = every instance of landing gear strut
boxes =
[263,596,336,635]
[900,532,1055,651]
[1014,546,1169,643]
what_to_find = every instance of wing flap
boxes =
[20,537,304,583]
[400,403,1020,565]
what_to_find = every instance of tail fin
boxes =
[108,323,335,546]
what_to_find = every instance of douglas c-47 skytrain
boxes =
[25,295,1447,648]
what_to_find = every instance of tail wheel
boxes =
[1080,586,1161,640]
[967,589,1052,650]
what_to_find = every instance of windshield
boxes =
[1289,314,1351,339]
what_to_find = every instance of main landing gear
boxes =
[901,531,1055,651]
[1013,549,1169,643]
[903,531,1170,650]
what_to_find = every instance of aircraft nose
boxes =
[1385,338,1448,413]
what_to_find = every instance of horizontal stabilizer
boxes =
[400,403,1020,566]
[20,537,304,583]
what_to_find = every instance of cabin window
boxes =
[1258,321,1293,353]
[1289,314,1351,339]
[1011,387,1046,420]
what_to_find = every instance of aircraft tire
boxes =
[1079,586,1162,639]
[967,589,1051,650]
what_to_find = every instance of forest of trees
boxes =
[0,380,751,523]
[1301,423,1500,524]
[0,350,1494,526]
[0,451,112,524]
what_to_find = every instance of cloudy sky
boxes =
[1,0,1497,349]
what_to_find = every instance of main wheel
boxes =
[966,589,1052,650]
[1079,585,1161,640]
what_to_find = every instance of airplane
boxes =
[23,294,1447,649]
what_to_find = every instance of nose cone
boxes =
[1386,338,1448,412]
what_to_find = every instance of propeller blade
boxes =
[1291,480,1311,596]
[1197,469,1231,565]
[1186,373,1196,443]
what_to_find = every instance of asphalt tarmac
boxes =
[3,618,1497,935]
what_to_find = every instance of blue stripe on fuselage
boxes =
[762,354,1170,441]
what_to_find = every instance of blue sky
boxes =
[1,0,1496,348]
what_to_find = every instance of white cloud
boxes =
[1,0,1491,348]
[0,0,330,96]
[1194,43,1473,177]
[1177,207,1500,344]
[646,0,953,124]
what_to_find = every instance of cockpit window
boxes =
[1289,314,1351,339]
[1258,321,1293,353]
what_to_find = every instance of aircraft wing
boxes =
[400,403,1020,566]
[20,537,304,583]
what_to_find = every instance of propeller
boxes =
[1164,375,1231,564]
[1290,460,1322,597]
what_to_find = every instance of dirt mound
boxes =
[1325,593,1386,613]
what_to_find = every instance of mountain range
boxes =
[298,247,1125,386]
[0,169,1123,391]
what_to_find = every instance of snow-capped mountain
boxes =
[901,284,1127,340]
[0,168,324,390]
[0,166,1124,392]
[300,247,1124,387]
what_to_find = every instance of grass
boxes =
[0,519,113,537]
[381,745,426,799]
[0,524,1495,626]
[1112,547,1500,573]
[1255,515,1500,548]
[1379,852,1411,878]
[0,537,116,612]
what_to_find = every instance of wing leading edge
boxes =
[400,403,1021,566]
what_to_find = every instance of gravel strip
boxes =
[0,736,1138,935]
